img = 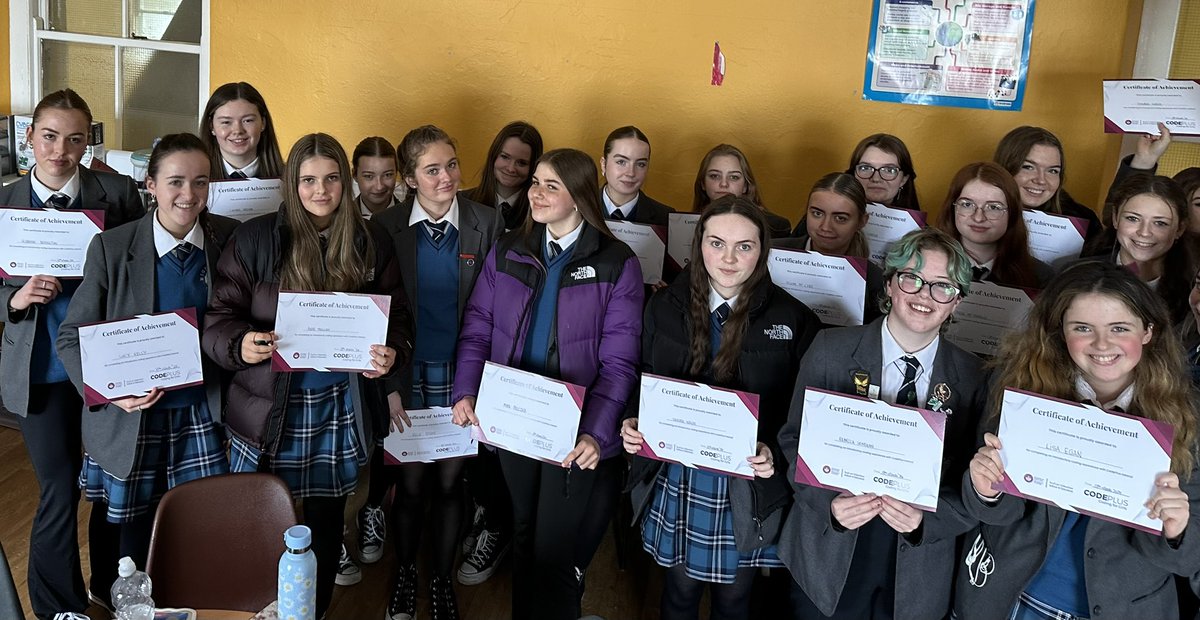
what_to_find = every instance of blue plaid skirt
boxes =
[641,463,782,584]
[80,400,228,523]
[411,360,453,408]
[229,380,366,498]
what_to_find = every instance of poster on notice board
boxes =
[862,0,1036,111]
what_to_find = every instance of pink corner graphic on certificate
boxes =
[174,307,199,329]
[637,441,662,460]
[735,392,760,420]
[845,256,869,280]
[565,383,586,411]
[83,385,109,407]
[793,455,824,487]
[82,209,106,230]
[271,350,297,372]
[915,407,946,441]
[907,209,927,227]
[367,294,390,316]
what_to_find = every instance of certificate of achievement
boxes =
[206,178,284,222]
[472,362,585,464]
[794,387,946,511]
[635,373,760,478]
[608,220,666,284]
[945,281,1035,356]
[1103,79,1200,137]
[78,308,204,406]
[383,407,479,464]
[1023,210,1087,267]
[863,204,926,266]
[272,291,391,373]
[666,213,701,271]
[768,248,868,326]
[0,207,104,278]
[997,388,1174,533]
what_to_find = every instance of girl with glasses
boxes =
[847,134,920,211]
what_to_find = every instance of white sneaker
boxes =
[358,503,387,564]
[336,543,362,586]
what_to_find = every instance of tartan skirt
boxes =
[80,400,229,523]
[411,360,453,408]
[229,379,366,498]
[641,462,782,584]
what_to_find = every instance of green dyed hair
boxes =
[881,227,973,297]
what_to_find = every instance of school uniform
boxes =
[772,235,886,324]
[968,256,1057,289]
[601,188,674,226]
[220,157,259,180]
[0,167,143,617]
[777,316,988,620]
[460,187,529,232]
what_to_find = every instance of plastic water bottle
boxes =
[110,556,155,620]
[278,525,317,620]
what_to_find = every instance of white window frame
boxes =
[9,0,210,143]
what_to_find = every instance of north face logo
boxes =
[571,266,596,280]
[764,325,793,340]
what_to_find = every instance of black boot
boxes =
[430,574,461,620]
[386,563,417,620]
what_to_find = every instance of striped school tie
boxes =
[897,355,920,407]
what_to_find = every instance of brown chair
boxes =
[145,473,297,612]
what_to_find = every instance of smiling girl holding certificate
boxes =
[959,261,1199,620]
[621,196,820,619]
[777,228,989,620]
[199,82,285,181]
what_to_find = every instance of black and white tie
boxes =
[897,355,920,407]
[548,241,563,260]
[172,242,193,262]
[229,170,248,179]
[713,302,731,327]
[46,193,70,209]
[426,220,449,243]
[971,266,989,281]
[611,208,625,221]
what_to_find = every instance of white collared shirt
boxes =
[358,195,397,220]
[880,317,940,406]
[496,190,520,208]
[602,186,640,218]
[151,210,206,258]
[708,287,739,314]
[222,158,259,178]
[1074,375,1135,410]
[408,195,460,231]
[969,256,996,277]
[30,167,81,205]
[544,220,584,254]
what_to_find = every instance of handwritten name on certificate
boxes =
[1104,79,1200,137]
[383,407,478,464]
[794,387,946,511]
[997,388,1174,533]
[636,374,760,478]
[1023,210,1087,267]
[473,362,585,464]
[667,213,701,271]
[945,281,1035,356]
[863,204,926,266]
[0,207,104,278]
[272,291,391,373]
[78,308,204,406]
[207,178,284,222]
[768,248,868,326]
[608,221,666,284]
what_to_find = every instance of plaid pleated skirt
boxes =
[641,462,782,584]
[229,379,366,498]
[411,360,453,408]
[80,400,229,523]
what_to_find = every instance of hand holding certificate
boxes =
[634,374,760,478]
[383,407,478,464]
[1103,79,1200,137]
[272,291,391,373]
[472,362,585,464]
[0,207,104,278]
[78,308,205,406]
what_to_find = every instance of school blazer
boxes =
[372,195,501,402]
[606,190,674,227]
[55,211,240,479]
[776,317,988,620]
[0,169,144,415]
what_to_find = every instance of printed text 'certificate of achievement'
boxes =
[863,204,926,266]
[1103,79,1200,137]
[998,388,1174,533]
[768,248,868,326]
[383,407,478,464]
[0,207,104,278]
[473,362,585,464]
[636,373,760,478]
[945,281,1035,356]
[608,221,666,284]
[206,178,285,222]
[78,308,204,406]
[667,213,701,271]
[272,291,391,373]
[1023,210,1087,267]
[794,387,946,511]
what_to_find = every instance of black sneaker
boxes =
[461,504,485,555]
[335,543,362,586]
[456,528,509,585]
[358,503,386,564]
[429,574,460,620]
[386,563,417,620]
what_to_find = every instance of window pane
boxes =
[133,0,201,43]
[41,40,118,146]
[47,0,122,37]
[122,48,200,149]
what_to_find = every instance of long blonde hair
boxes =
[279,133,374,292]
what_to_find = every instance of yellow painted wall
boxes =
[1,6,9,115]
[212,0,1141,223]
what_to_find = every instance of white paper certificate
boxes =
[768,248,868,326]
[472,362,585,464]
[78,308,204,406]
[997,388,1174,533]
[945,281,1035,356]
[206,178,284,222]
[608,220,666,284]
[1023,210,1087,267]
[383,407,478,463]
[667,213,701,271]
[863,204,926,266]
[0,207,104,278]
[1103,79,1200,137]
[636,373,760,478]
[272,291,391,373]
[794,387,946,511]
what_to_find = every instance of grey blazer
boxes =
[55,210,240,478]
[776,317,988,620]
[372,195,501,401]
[0,168,144,415]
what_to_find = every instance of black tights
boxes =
[661,564,756,620]
[302,495,348,619]
[391,458,466,575]
[87,503,155,603]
